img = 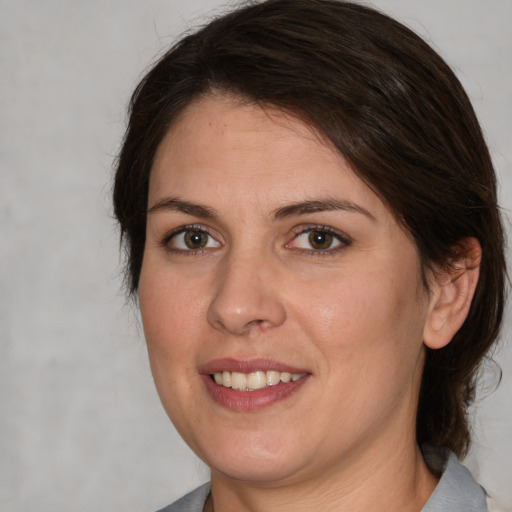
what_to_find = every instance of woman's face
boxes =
[139,95,434,485]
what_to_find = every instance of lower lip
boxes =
[201,374,310,412]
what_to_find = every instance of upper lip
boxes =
[200,357,310,375]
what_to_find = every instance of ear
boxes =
[423,237,481,350]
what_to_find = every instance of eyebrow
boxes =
[147,196,376,222]
[147,197,217,218]
[271,198,376,222]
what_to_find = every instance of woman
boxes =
[113,1,506,510]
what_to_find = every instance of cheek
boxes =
[294,263,428,372]
[139,264,205,341]
[138,266,210,398]
[304,271,427,415]
[138,266,208,422]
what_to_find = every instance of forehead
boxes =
[149,95,383,211]
[152,95,336,178]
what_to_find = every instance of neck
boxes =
[208,441,438,512]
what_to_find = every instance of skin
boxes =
[138,94,478,512]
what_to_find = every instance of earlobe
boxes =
[423,238,481,350]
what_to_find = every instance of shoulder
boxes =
[155,483,211,512]
[422,447,488,512]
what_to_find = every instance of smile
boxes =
[212,370,307,391]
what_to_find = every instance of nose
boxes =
[207,252,287,335]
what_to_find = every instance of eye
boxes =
[289,227,349,252]
[165,227,220,252]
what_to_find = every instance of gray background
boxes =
[1,1,511,511]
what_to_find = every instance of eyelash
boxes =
[161,225,219,255]
[288,225,352,256]
[160,224,351,256]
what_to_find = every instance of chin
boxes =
[196,433,308,484]
[210,456,305,484]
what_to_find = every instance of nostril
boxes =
[249,319,268,328]
[206,278,287,334]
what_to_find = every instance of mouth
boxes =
[201,358,311,411]
[211,370,307,391]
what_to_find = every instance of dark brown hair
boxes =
[113,0,506,457]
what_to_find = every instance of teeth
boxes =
[266,370,281,386]
[280,372,291,383]
[222,371,231,388]
[231,372,247,390]
[212,370,306,391]
[247,371,267,390]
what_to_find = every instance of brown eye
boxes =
[184,230,208,249]
[308,230,334,250]
[167,228,220,252]
[290,227,346,252]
